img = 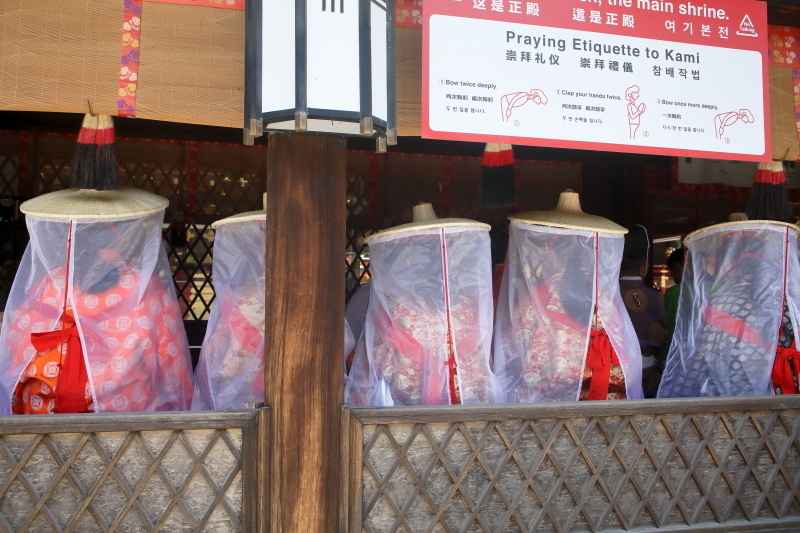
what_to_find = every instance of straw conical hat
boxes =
[212,210,266,228]
[364,202,489,243]
[212,193,267,229]
[685,220,799,243]
[21,188,168,219]
[510,190,627,234]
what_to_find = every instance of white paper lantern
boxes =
[245,0,396,149]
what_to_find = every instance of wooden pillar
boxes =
[264,133,346,532]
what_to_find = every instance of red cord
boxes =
[440,228,460,405]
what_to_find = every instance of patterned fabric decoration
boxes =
[6,267,193,413]
[118,0,142,118]
[769,25,800,68]
[395,0,423,28]
[781,300,795,349]
[505,273,590,402]
[794,69,800,139]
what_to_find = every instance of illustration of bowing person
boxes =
[714,109,754,140]
[626,85,646,139]
[501,89,548,122]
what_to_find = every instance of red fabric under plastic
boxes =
[773,341,800,394]
[585,328,620,401]
[30,312,87,413]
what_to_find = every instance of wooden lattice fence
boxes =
[0,410,267,533]
[347,397,800,533]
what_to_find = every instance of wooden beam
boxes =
[264,132,346,532]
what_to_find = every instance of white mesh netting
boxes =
[0,211,194,414]
[493,223,643,403]
[658,223,800,398]
[193,219,266,410]
[345,226,502,406]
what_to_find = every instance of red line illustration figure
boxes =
[714,109,754,140]
[626,85,646,139]
[501,89,548,123]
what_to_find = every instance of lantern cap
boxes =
[364,202,489,243]
[212,193,267,229]
[21,188,168,219]
[510,190,628,235]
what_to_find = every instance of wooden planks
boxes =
[0,410,262,531]
[264,132,346,533]
[351,396,800,425]
[0,409,259,434]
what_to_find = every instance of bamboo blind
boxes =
[769,65,800,161]
[396,28,422,137]
[0,0,119,115]
[135,2,245,128]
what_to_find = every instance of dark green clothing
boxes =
[658,284,680,363]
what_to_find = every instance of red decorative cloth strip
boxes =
[585,328,620,401]
[702,305,767,349]
[77,127,115,145]
[118,1,142,118]
[30,313,87,414]
[794,70,800,153]
[481,148,514,167]
[769,25,800,68]
[752,169,786,185]
[773,341,800,395]
[395,0,423,28]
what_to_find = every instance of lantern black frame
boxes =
[244,0,397,143]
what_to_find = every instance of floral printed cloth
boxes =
[4,267,193,413]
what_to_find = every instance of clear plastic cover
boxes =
[345,227,502,406]
[493,223,643,403]
[658,223,799,398]
[0,211,194,414]
[192,219,266,410]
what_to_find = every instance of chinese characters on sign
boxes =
[423,0,769,161]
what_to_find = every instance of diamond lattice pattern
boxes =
[0,428,244,532]
[361,410,800,532]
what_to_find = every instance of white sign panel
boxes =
[422,0,770,162]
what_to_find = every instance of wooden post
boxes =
[264,133,346,532]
